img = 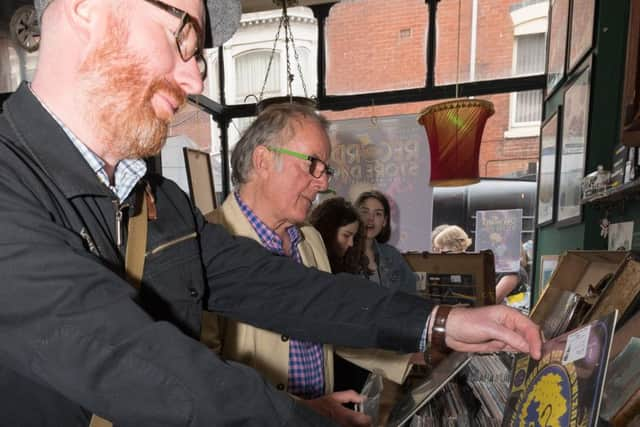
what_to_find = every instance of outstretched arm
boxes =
[199,218,431,353]
[438,305,542,359]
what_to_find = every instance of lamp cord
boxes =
[258,0,310,102]
[455,0,461,99]
[259,17,284,100]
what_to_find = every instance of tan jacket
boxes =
[206,195,413,395]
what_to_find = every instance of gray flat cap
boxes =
[33,0,242,48]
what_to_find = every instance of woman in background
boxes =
[354,191,417,294]
[309,197,369,275]
[310,197,419,395]
[431,224,450,253]
[432,225,473,253]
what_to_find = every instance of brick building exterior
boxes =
[322,0,547,178]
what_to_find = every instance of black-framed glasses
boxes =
[267,146,335,181]
[143,0,208,80]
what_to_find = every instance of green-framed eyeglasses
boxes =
[267,146,335,181]
[143,0,208,80]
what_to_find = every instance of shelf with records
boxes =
[390,250,640,427]
[409,353,513,427]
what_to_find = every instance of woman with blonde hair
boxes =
[432,225,472,253]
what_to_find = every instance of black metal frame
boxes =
[209,0,547,198]
[536,105,562,227]
[556,55,594,228]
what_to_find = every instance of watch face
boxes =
[10,5,41,53]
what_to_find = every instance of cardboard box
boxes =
[403,251,496,306]
[531,251,640,335]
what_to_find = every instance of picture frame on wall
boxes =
[183,147,217,216]
[568,0,596,73]
[539,255,560,292]
[621,0,640,146]
[557,58,592,226]
[537,108,561,226]
[545,0,570,97]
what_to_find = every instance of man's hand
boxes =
[299,391,372,427]
[443,305,542,359]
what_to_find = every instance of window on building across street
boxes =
[234,50,281,104]
[505,1,548,139]
[511,33,545,128]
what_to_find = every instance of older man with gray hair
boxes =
[211,103,427,426]
[0,0,541,426]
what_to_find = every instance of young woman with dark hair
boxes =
[309,197,368,275]
[310,196,422,395]
[354,191,417,294]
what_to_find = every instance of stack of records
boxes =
[411,354,511,427]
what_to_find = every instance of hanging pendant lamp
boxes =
[418,99,494,187]
[417,0,494,187]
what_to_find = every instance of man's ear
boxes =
[252,145,273,179]
[62,0,101,42]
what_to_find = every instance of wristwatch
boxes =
[431,305,453,353]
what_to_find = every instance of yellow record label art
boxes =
[509,350,579,427]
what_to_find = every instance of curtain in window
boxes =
[235,51,281,103]
[514,34,545,124]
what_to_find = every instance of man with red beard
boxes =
[0,0,542,426]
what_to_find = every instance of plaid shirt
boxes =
[31,85,146,202]
[235,192,325,399]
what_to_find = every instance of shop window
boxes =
[234,50,281,104]
[506,33,545,138]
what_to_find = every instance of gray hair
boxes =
[231,103,330,187]
[33,0,241,48]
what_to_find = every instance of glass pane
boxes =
[235,51,280,103]
[436,0,548,85]
[226,116,257,191]
[322,110,433,251]
[163,102,222,206]
[222,7,317,105]
[323,92,540,181]
[325,0,428,95]
[515,90,543,123]
[0,34,38,93]
[202,49,220,102]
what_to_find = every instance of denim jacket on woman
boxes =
[368,241,417,294]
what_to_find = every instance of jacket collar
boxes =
[3,83,113,199]
[218,193,318,266]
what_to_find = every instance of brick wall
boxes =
[324,0,543,178]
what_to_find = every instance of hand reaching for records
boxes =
[443,305,542,359]
[299,390,372,427]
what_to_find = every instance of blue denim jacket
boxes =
[368,241,417,294]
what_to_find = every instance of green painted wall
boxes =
[533,0,631,302]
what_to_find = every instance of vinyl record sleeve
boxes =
[502,312,617,427]
[386,352,471,427]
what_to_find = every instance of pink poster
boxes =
[327,115,432,252]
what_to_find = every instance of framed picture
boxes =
[557,58,592,225]
[568,0,596,72]
[539,255,560,292]
[537,108,561,226]
[621,0,640,146]
[183,147,217,215]
[545,0,570,97]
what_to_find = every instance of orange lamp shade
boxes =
[418,99,495,187]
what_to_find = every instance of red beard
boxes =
[78,13,186,160]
